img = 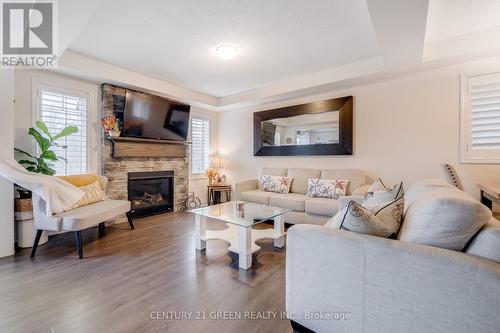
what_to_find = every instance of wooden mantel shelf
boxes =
[107,137,189,158]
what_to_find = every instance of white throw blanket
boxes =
[0,155,84,215]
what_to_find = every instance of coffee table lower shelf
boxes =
[194,215,285,270]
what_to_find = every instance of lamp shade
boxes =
[210,153,223,169]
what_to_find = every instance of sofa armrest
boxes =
[234,179,258,200]
[286,225,500,333]
[351,184,370,196]
[338,195,364,211]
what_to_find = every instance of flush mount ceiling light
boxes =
[213,43,241,60]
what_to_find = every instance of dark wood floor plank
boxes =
[0,212,292,333]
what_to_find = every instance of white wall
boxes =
[217,58,500,200]
[188,108,219,205]
[0,70,15,257]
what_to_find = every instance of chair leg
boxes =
[75,231,84,259]
[30,229,43,258]
[127,213,135,230]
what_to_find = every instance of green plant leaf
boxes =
[26,166,37,172]
[37,159,56,175]
[18,159,37,166]
[14,148,37,160]
[40,150,57,161]
[35,121,52,139]
[28,128,50,152]
[53,126,78,141]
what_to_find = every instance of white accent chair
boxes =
[31,175,132,259]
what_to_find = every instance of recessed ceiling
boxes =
[425,0,500,43]
[69,0,380,97]
[58,0,500,110]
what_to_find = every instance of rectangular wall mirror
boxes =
[254,96,353,156]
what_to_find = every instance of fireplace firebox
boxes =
[128,171,174,218]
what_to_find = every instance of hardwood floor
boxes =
[0,213,293,333]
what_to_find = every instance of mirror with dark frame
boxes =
[253,96,353,156]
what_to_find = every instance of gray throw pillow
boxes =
[364,180,404,205]
[326,197,405,238]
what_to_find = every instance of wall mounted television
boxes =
[123,90,191,141]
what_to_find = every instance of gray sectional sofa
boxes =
[286,179,500,333]
[234,167,371,225]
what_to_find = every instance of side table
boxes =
[207,185,232,205]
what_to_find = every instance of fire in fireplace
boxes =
[128,171,174,218]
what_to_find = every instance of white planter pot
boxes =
[17,220,48,248]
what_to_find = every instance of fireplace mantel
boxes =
[107,137,189,158]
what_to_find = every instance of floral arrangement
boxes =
[102,115,120,134]
[205,168,217,185]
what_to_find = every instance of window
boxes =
[36,84,89,175]
[191,118,210,174]
[461,72,500,163]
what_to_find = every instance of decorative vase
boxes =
[108,130,121,138]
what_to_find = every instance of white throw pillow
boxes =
[260,175,293,194]
[326,197,404,238]
[306,179,349,199]
[364,181,404,205]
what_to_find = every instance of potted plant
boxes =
[15,120,78,176]
[14,121,78,208]
[102,115,121,138]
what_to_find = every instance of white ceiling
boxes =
[69,0,379,97]
[425,0,500,43]
[57,0,500,110]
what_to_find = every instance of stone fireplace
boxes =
[101,84,189,224]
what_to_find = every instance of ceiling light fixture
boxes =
[213,43,241,60]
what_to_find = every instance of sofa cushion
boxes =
[258,168,288,182]
[398,186,492,251]
[240,189,277,205]
[305,197,339,216]
[57,199,130,231]
[269,193,307,212]
[465,218,500,263]
[287,168,321,194]
[320,169,366,195]
[404,179,453,213]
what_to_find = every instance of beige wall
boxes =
[217,58,500,201]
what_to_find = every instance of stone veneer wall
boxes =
[101,84,188,224]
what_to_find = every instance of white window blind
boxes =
[461,72,500,163]
[191,118,210,174]
[37,86,88,175]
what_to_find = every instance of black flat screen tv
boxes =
[123,90,190,141]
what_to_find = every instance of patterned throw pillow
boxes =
[72,181,107,208]
[307,179,350,199]
[260,175,294,194]
[326,197,405,238]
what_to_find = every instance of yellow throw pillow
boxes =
[72,181,107,209]
[58,173,105,189]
